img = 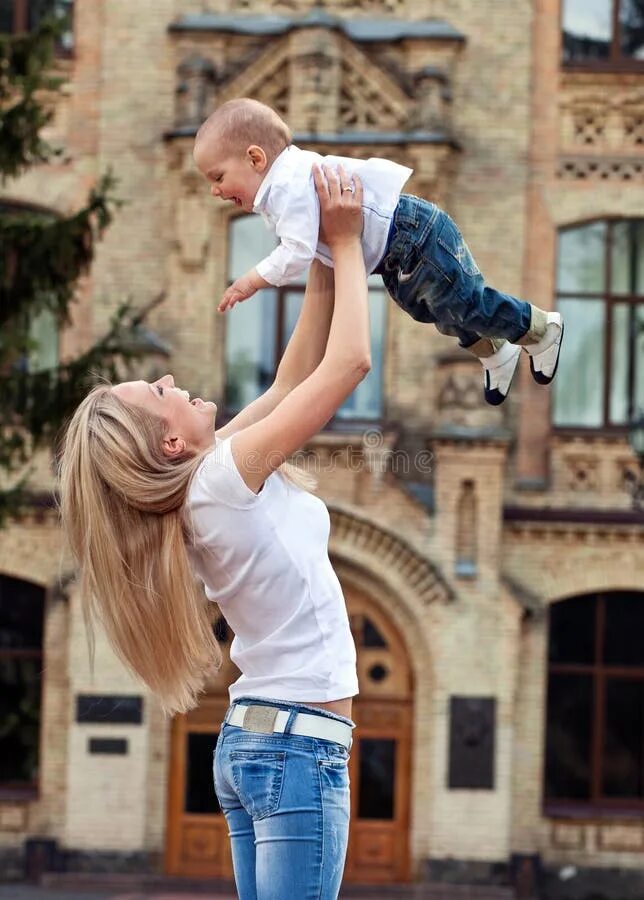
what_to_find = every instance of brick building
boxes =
[1,0,644,894]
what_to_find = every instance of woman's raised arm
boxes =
[231,164,370,493]
[216,260,334,440]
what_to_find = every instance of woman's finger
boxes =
[312,164,329,204]
[351,172,363,207]
[323,164,340,201]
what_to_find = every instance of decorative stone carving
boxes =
[175,54,217,129]
[339,39,410,131]
[413,66,450,131]
[435,355,505,432]
[558,156,644,180]
[175,175,210,268]
[563,455,599,492]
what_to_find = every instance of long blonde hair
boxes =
[58,383,314,716]
[58,384,220,716]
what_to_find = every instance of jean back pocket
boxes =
[230,750,286,820]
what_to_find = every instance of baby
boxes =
[193,98,563,405]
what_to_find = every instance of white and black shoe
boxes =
[481,341,521,406]
[524,312,564,385]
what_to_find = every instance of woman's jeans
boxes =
[214,697,353,900]
[378,195,538,350]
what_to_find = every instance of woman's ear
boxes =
[247,145,268,173]
[162,434,187,458]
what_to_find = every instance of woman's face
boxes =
[112,374,217,456]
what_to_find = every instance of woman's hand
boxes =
[313,164,363,250]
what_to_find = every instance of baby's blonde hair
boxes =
[196,97,292,164]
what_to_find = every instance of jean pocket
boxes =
[317,743,350,767]
[230,750,286,820]
[436,215,480,278]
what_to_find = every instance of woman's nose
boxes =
[211,184,220,198]
[161,374,174,387]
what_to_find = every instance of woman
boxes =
[59,165,369,900]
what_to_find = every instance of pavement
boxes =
[0,881,515,900]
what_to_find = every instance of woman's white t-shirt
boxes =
[185,436,358,703]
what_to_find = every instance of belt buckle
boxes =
[242,705,278,734]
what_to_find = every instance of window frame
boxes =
[1,1,74,56]
[222,213,387,429]
[554,216,644,434]
[561,0,644,72]
[544,592,644,816]
[0,575,44,801]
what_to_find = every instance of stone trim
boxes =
[329,505,454,606]
[169,12,466,44]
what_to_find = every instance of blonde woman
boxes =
[59,165,368,900]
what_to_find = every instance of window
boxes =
[553,220,644,429]
[562,0,644,68]
[545,591,644,810]
[0,575,44,796]
[0,202,60,375]
[0,0,74,51]
[224,215,387,423]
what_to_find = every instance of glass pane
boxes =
[611,221,644,295]
[363,617,387,648]
[610,303,630,424]
[224,290,277,411]
[185,732,220,814]
[620,0,644,60]
[557,223,607,294]
[0,1,14,32]
[0,576,44,650]
[562,0,612,62]
[358,738,396,819]
[336,282,386,420]
[553,298,605,427]
[612,302,644,423]
[545,673,593,800]
[637,305,644,414]
[548,595,596,664]
[282,290,304,349]
[0,657,41,784]
[604,592,644,666]
[229,216,278,282]
[603,679,644,798]
[29,306,58,373]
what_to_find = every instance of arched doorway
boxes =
[344,584,413,884]
[165,588,414,884]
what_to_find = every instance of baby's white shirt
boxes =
[252,144,412,286]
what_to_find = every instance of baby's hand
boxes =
[218,269,268,313]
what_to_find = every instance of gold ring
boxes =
[342,186,354,193]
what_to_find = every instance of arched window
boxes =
[553,220,644,429]
[224,215,387,422]
[0,574,44,797]
[0,0,74,50]
[545,591,644,810]
[562,0,644,68]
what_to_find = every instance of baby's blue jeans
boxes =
[214,697,353,900]
[377,194,537,350]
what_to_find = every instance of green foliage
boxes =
[0,14,151,525]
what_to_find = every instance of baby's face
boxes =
[194,138,265,213]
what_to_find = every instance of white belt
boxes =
[226,703,353,750]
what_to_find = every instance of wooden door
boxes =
[165,593,414,884]
[165,618,237,878]
[344,588,413,883]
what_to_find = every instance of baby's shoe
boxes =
[524,312,564,385]
[481,341,522,406]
